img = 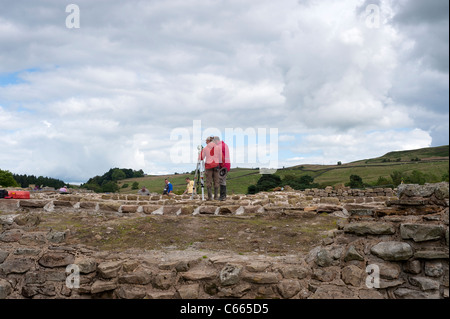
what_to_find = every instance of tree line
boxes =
[247,169,450,194]
[81,168,144,193]
[0,169,66,189]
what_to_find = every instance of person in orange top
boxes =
[200,136,220,200]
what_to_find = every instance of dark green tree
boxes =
[254,174,282,192]
[131,181,139,190]
[247,184,257,195]
[0,169,19,187]
[101,181,119,193]
[111,169,126,181]
[348,175,364,189]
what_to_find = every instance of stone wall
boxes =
[0,183,448,299]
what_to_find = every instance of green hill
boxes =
[115,145,449,194]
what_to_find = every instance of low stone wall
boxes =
[0,183,448,299]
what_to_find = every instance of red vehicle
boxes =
[1,191,30,199]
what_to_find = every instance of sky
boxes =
[0,0,448,184]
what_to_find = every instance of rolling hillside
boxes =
[118,145,449,194]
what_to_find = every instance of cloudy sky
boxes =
[0,0,448,184]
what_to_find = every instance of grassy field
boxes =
[118,145,449,195]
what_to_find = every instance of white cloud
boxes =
[0,0,447,182]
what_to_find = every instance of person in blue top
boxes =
[163,179,174,196]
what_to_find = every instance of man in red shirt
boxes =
[213,136,231,201]
[200,136,220,200]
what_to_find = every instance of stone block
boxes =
[116,286,146,299]
[98,202,121,212]
[403,260,422,274]
[38,252,75,268]
[177,284,200,299]
[394,288,440,299]
[344,246,364,262]
[79,202,97,209]
[344,222,395,235]
[414,249,449,260]
[120,205,139,213]
[341,265,364,287]
[153,272,176,290]
[0,250,9,263]
[400,224,445,242]
[424,261,444,277]
[409,276,440,291]
[0,279,12,299]
[315,249,333,267]
[277,266,311,279]
[118,271,152,285]
[0,258,35,275]
[19,200,49,208]
[277,279,301,299]
[98,261,123,278]
[370,241,414,261]
[53,200,74,207]
[74,257,97,274]
[13,247,41,256]
[19,232,47,245]
[163,206,182,215]
[91,280,118,294]
[0,229,24,242]
[242,272,281,284]
[142,205,162,214]
[320,197,340,205]
[182,269,217,281]
[311,267,339,283]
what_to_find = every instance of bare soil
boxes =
[35,212,340,256]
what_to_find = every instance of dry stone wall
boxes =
[0,183,448,299]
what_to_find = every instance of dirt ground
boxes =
[35,211,340,256]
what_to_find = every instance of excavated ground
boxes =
[33,211,340,256]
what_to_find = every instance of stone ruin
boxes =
[0,183,448,299]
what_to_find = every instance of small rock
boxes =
[316,249,333,267]
[344,246,364,262]
[0,279,12,299]
[219,264,242,286]
[47,231,66,243]
[404,260,422,274]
